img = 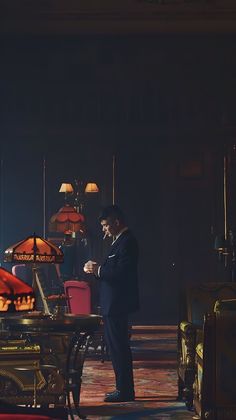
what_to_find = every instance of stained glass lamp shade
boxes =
[4,233,64,264]
[0,267,34,312]
[4,234,63,314]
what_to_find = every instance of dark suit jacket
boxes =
[99,229,139,316]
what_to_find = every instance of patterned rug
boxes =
[78,326,194,419]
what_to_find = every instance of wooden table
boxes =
[0,313,101,419]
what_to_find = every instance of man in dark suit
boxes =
[84,205,139,402]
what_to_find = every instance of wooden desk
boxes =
[0,313,101,420]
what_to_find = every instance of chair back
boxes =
[185,282,236,327]
[64,280,91,314]
[194,310,236,419]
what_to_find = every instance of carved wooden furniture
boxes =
[177,282,236,409]
[193,303,236,420]
[0,313,101,420]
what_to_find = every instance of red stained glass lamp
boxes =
[4,234,64,315]
[0,267,34,312]
[4,233,64,264]
[48,204,85,234]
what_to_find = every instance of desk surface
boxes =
[0,312,101,333]
[0,312,101,416]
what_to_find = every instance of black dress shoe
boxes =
[104,389,135,402]
[105,389,117,397]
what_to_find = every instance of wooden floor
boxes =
[77,325,195,419]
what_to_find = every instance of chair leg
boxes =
[183,385,194,411]
[177,376,185,401]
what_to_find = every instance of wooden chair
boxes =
[177,282,236,409]
[64,279,107,362]
[64,280,91,314]
[193,299,236,419]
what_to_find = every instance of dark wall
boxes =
[1,33,236,323]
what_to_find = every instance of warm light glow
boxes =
[0,268,33,295]
[12,254,59,263]
[14,296,35,311]
[0,297,12,312]
[0,267,35,312]
[49,205,85,233]
[59,183,74,193]
[4,234,64,264]
[85,182,99,193]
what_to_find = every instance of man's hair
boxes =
[98,205,126,223]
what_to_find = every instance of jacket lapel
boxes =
[108,230,129,255]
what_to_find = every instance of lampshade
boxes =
[84,182,99,193]
[0,267,35,312]
[49,205,85,233]
[59,183,74,193]
[4,233,64,264]
[0,267,33,295]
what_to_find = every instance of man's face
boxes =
[101,217,120,238]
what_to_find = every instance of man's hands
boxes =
[84,260,99,276]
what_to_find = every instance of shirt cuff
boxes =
[97,266,101,277]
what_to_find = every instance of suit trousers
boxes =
[103,314,134,394]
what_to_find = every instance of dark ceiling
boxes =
[1,0,236,36]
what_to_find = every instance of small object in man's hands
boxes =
[84,260,97,273]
